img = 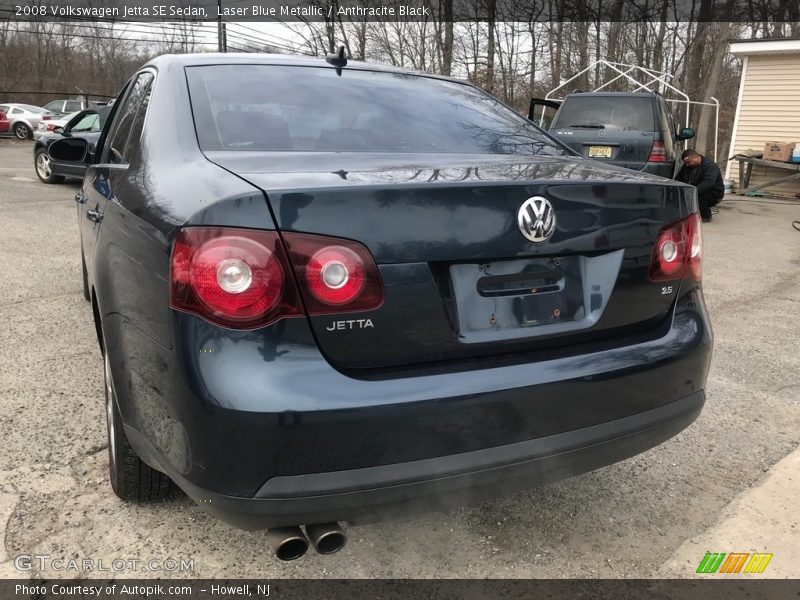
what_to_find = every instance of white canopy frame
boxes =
[542,60,720,161]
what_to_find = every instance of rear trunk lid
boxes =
[207,151,694,370]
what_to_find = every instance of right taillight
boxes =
[170,227,383,330]
[649,213,702,282]
[647,140,668,162]
[688,213,702,282]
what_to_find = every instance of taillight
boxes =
[47,124,57,131]
[688,213,702,281]
[170,227,383,329]
[647,140,668,162]
[649,214,702,282]
[170,228,303,329]
[42,115,52,121]
[282,232,384,314]
[306,246,365,305]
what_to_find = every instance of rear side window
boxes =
[552,96,656,132]
[186,65,567,156]
[65,100,82,112]
[104,72,154,164]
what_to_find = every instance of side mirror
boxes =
[53,126,64,134]
[48,138,89,163]
[677,127,695,141]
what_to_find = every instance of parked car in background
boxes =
[49,54,711,561]
[34,107,109,183]
[0,109,8,135]
[0,103,54,139]
[539,91,695,178]
[34,111,80,141]
[42,98,109,116]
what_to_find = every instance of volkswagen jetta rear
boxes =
[78,55,712,540]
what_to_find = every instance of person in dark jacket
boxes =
[675,149,725,222]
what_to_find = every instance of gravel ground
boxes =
[1,138,798,579]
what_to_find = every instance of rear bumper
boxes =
[112,288,711,529]
[127,390,704,529]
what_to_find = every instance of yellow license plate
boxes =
[588,146,613,158]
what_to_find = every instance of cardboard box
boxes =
[762,141,796,162]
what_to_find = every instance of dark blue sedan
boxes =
[48,52,712,561]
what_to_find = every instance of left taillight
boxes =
[170,228,303,329]
[649,213,702,282]
[170,227,383,329]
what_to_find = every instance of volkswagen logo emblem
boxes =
[518,196,556,243]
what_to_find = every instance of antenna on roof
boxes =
[325,45,347,75]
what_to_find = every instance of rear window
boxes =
[186,65,567,156]
[552,96,655,131]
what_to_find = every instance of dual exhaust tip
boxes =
[267,522,347,561]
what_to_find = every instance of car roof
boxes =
[143,53,464,85]
[0,103,43,110]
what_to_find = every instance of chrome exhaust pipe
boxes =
[266,526,310,561]
[305,522,347,555]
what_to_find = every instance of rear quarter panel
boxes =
[90,60,276,471]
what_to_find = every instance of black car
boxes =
[34,107,111,184]
[49,54,711,561]
[538,91,695,179]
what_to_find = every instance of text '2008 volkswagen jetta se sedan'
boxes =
[50,51,712,561]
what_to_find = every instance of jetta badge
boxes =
[518,196,556,243]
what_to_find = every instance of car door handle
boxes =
[75,191,87,204]
[87,209,103,223]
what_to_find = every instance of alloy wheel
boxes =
[36,152,52,179]
[14,123,30,139]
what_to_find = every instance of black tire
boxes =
[104,349,175,502]
[81,253,90,302]
[13,122,31,140]
[34,148,64,184]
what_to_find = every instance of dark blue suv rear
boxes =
[54,53,711,560]
[549,91,695,178]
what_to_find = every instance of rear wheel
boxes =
[104,349,175,501]
[13,122,31,140]
[35,148,64,184]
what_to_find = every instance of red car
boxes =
[0,110,9,134]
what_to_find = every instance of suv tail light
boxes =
[647,140,668,162]
[649,214,702,282]
[170,227,383,329]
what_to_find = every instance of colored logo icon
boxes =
[696,551,773,574]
